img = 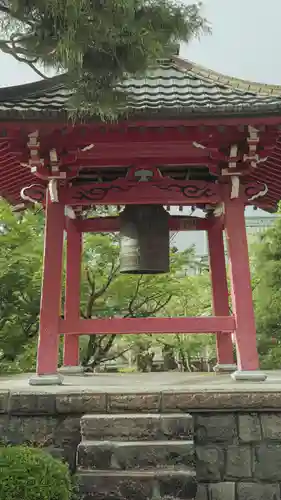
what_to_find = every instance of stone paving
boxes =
[0,370,281,394]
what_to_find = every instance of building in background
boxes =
[173,207,279,271]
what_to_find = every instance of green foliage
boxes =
[122,273,214,372]
[0,201,43,363]
[80,231,197,367]
[0,445,72,500]
[0,199,214,373]
[0,0,209,117]
[153,273,215,371]
[251,216,281,367]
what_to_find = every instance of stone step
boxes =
[77,439,194,470]
[76,468,197,500]
[80,413,193,441]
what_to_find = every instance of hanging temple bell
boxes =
[119,205,170,274]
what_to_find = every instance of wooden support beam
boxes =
[59,144,220,164]
[36,192,64,376]
[77,215,211,233]
[224,186,259,371]
[63,219,82,367]
[60,180,220,206]
[60,316,236,335]
[21,179,268,208]
[208,219,234,365]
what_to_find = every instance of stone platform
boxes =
[1,371,281,500]
[1,370,281,410]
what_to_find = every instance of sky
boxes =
[0,0,281,87]
[182,0,281,84]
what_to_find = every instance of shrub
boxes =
[0,445,73,500]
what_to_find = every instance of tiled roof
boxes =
[0,57,281,119]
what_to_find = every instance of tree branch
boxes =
[0,40,48,79]
[95,334,116,364]
[124,290,169,317]
[86,273,96,319]
[92,261,120,301]
[99,344,133,364]
[0,4,35,27]
[85,260,119,318]
[145,294,172,316]
[128,275,143,316]
[87,333,117,368]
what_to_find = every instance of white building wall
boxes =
[173,206,279,259]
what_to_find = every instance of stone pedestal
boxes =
[231,370,267,381]
[29,374,63,386]
[59,366,84,375]
[213,364,237,374]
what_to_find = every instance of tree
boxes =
[79,231,196,369]
[115,272,215,373]
[251,216,281,368]
[0,1,209,117]
[152,272,215,372]
[0,200,43,364]
[0,200,200,372]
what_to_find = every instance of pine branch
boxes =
[0,39,48,78]
[0,0,208,117]
[0,4,35,27]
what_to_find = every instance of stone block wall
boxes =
[0,391,108,471]
[0,389,182,471]
[3,387,281,500]
[194,412,281,500]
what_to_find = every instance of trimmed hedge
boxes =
[0,445,73,500]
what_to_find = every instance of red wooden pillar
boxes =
[33,193,65,382]
[224,190,264,379]
[208,219,235,369]
[63,219,82,367]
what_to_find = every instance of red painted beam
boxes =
[58,144,219,163]
[59,157,216,170]
[37,195,65,375]
[77,215,210,233]
[224,189,259,370]
[0,117,280,134]
[60,316,236,335]
[208,219,234,364]
[41,124,272,150]
[60,180,220,206]
[63,219,82,366]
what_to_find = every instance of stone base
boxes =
[29,373,64,386]
[213,364,237,374]
[58,365,85,375]
[231,370,267,382]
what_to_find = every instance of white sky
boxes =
[0,0,281,87]
[181,0,281,84]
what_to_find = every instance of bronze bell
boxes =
[119,205,170,274]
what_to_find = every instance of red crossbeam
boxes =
[77,216,211,233]
[60,179,220,206]
[60,316,235,335]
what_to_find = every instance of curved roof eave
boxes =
[172,56,281,97]
[0,57,280,118]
